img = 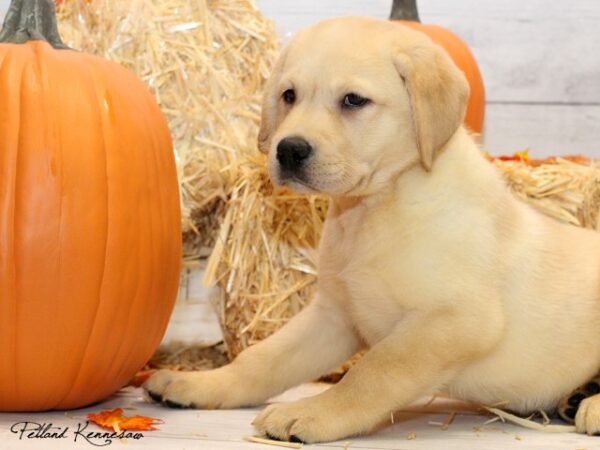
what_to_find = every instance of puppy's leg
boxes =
[253,312,488,443]
[143,299,361,409]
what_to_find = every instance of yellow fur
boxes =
[145,17,600,442]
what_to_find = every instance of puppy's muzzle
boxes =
[276,136,312,175]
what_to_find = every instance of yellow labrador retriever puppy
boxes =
[145,17,600,442]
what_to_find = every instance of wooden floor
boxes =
[1,383,597,449]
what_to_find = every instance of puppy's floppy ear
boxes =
[258,46,289,154]
[393,42,469,171]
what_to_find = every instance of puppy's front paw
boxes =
[575,393,600,435]
[252,398,359,444]
[143,369,234,409]
[143,370,180,405]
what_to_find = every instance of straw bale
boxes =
[492,156,600,230]
[203,153,328,357]
[56,0,278,258]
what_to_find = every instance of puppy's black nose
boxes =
[276,137,312,172]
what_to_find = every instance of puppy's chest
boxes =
[319,211,408,344]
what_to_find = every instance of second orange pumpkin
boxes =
[391,0,485,134]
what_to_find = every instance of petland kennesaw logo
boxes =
[10,421,145,446]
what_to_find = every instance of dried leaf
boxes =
[87,408,162,432]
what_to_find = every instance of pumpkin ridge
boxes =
[115,72,178,400]
[55,57,112,409]
[0,47,20,408]
[93,72,146,394]
[134,89,175,373]
[140,88,181,362]
[98,68,146,398]
[130,87,179,379]
[31,42,65,411]
[58,60,158,407]
[14,49,30,407]
[107,105,154,390]
[51,45,68,410]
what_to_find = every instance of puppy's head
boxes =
[258,17,469,196]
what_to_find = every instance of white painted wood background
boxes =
[0,0,598,156]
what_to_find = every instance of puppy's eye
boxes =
[342,93,370,109]
[282,89,296,105]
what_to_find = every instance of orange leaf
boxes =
[495,150,529,162]
[490,151,591,167]
[87,408,162,432]
[513,150,529,161]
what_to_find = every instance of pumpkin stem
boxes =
[390,0,421,22]
[0,0,70,49]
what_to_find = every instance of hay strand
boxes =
[485,407,576,433]
[243,436,303,448]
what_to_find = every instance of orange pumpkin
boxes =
[0,0,181,411]
[391,0,486,134]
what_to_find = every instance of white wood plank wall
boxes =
[1,0,598,157]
